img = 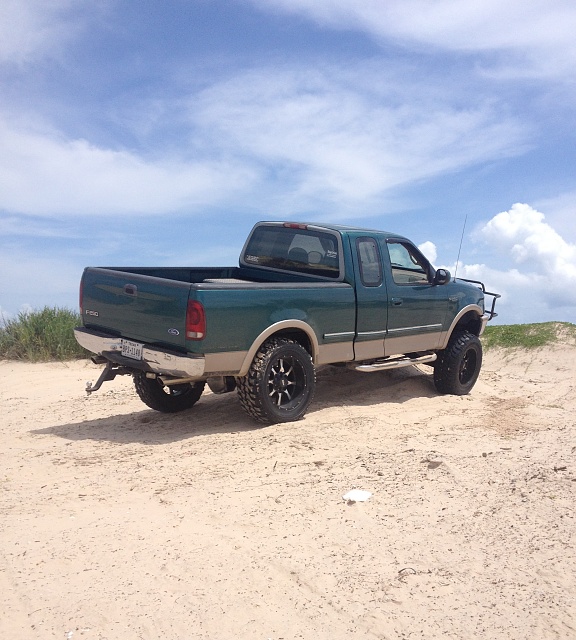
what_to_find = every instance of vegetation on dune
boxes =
[1,307,575,362]
[482,321,576,349]
[0,306,89,362]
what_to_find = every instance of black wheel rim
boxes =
[267,355,306,411]
[459,348,477,385]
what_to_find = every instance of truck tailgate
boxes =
[81,267,193,351]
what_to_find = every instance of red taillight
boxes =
[79,279,84,314]
[186,300,206,340]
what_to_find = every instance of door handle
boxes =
[391,297,403,306]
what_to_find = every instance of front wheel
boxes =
[133,374,205,413]
[433,331,482,395]
[236,338,315,424]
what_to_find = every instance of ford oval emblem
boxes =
[168,328,180,336]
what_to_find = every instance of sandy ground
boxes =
[1,342,576,640]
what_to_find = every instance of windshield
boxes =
[242,225,341,279]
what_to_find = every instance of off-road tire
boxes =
[133,374,205,413]
[433,330,482,395]
[236,337,315,424]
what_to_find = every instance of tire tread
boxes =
[236,337,315,424]
[433,330,482,395]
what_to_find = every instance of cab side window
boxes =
[387,241,430,285]
[357,237,382,287]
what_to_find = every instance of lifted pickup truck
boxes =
[75,221,499,423]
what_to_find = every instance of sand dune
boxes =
[1,342,576,639]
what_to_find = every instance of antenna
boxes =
[454,214,468,279]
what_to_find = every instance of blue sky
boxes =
[1,0,575,325]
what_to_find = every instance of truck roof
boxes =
[264,221,409,241]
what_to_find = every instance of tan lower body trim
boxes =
[204,341,356,375]
[353,338,385,360]
[203,332,446,375]
[384,331,442,355]
[204,350,247,376]
[317,341,354,365]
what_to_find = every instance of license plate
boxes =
[121,339,143,361]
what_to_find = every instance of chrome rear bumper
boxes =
[74,327,205,379]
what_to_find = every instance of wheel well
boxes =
[452,311,482,337]
[272,329,313,356]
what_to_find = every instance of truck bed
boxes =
[80,265,356,357]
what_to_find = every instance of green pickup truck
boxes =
[74,221,499,424]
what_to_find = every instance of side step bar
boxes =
[348,352,437,373]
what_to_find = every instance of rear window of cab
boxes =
[242,225,342,279]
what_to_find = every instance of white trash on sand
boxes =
[342,489,372,503]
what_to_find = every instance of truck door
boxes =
[352,236,388,360]
[381,238,449,355]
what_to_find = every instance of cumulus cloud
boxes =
[249,0,576,79]
[534,191,576,242]
[418,241,437,264]
[449,204,576,322]
[481,203,576,282]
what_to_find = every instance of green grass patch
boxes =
[482,321,576,349]
[0,306,89,362]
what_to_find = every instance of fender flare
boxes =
[438,304,484,350]
[237,320,320,377]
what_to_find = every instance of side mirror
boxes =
[433,268,451,286]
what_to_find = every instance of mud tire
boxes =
[236,338,315,424]
[433,330,482,395]
[133,374,205,413]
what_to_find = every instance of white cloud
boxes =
[193,66,526,211]
[0,115,257,216]
[418,241,437,264]
[534,191,576,243]
[480,203,576,282]
[249,0,576,79]
[0,0,81,65]
[0,62,528,218]
[443,204,576,323]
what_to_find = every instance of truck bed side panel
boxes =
[189,283,356,355]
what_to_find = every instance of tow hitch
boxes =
[86,360,132,394]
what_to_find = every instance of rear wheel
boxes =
[433,331,482,395]
[236,338,315,424]
[133,374,205,413]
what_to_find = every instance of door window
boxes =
[387,241,430,285]
[357,237,382,287]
